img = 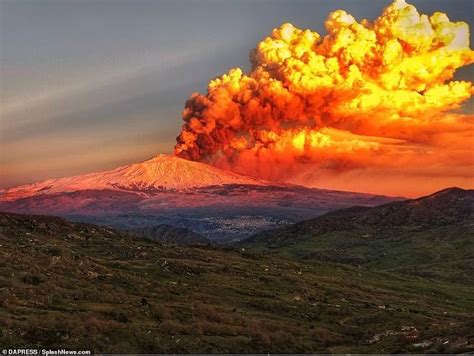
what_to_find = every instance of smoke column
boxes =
[175,0,474,195]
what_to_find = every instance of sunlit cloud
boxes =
[174,0,474,196]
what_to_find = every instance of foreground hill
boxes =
[132,224,211,245]
[1,211,473,353]
[242,188,474,283]
[0,155,398,242]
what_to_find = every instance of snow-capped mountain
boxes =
[0,154,402,242]
[0,154,269,201]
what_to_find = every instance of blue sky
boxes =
[1,0,472,188]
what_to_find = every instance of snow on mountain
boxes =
[0,154,270,201]
[0,154,404,242]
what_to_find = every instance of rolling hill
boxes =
[0,211,473,353]
[242,188,474,283]
[132,224,211,245]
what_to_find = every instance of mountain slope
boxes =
[132,224,211,245]
[1,211,473,353]
[242,188,474,282]
[0,155,400,242]
[0,154,269,201]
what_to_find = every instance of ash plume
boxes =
[174,0,473,192]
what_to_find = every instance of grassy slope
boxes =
[242,189,474,284]
[1,212,473,353]
[244,223,474,283]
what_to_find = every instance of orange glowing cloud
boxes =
[174,0,474,196]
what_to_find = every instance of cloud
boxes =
[174,0,474,196]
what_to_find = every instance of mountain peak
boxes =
[412,187,473,207]
[424,187,468,198]
[144,153,175,162]
[0,154,269,201]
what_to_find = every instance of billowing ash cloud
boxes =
[174,0,474,194]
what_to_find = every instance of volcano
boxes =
[0,154,270,201]
[0,154,401,242]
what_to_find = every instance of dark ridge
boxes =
[241,188,474,283]
[132,224,211,245]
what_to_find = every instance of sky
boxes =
[1,0,473,195]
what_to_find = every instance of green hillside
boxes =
[1,211,473,353]
[242,188,474,284]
